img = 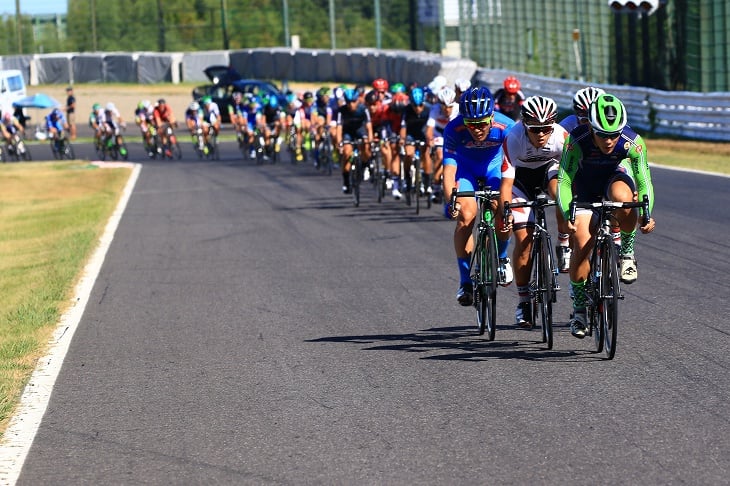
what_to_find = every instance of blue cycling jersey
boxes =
[443,112,515,191]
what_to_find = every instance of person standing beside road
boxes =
[65,86,77,140]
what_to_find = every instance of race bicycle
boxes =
[3,133,32,161]
[503,191,560,349]
[451,178,503,339]
[569,195,651,359]
[50,132,75,160]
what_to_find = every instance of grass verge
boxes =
[0,161,132,436]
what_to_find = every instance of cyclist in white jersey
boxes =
[497,96,569,327]
[426,87,459,203]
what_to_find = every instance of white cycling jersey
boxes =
[502,121,568,225]
[426,102,459,145]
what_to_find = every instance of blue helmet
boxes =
[344,88,358,102]
[409,87,425,106]
[459,86,494,120]
[51,108,61,118]
[268,95,278,108]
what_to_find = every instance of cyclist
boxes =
[201,96,221,147]
[556,93,656,338]
[185,100,205,151]
[242,95,262,159]
[153,98,177,154]
[442,86,516,306]
[426,86,460,203]
[257,95,284,159]
[497,96,569,327]
[372,78,391,103]
[365,89,394,188]
[560,86,606,133]
[103,102,127,157]
[336,88,373,194]
[293,91,316,161]
[399,87,433,198]
[134,100,155,155]
[454,78,471,102]
[45,108,69,143]
[493,76,526,121]
[387,89,409,199]
[89,103,105,149]
[227,91,248,148]
[1,111,25,148]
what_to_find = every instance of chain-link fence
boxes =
[2,0,729,92]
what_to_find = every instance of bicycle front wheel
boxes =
[601,240,620,359]
[534,234,554,349]
[474,228,498,340]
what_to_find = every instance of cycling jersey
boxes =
[502,122,569,200]
[45,112,67,133]
[337,102,371,139]
[443,113,515,192]
[427,103,459,145]
[493,88,526,121]
[559,114,582,133]
[401,104,430,141]
[153,105,173,125]
[203,102,220,124]
[557,123,655,220]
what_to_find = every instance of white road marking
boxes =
[0,163,142,486]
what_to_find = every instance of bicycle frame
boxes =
[504,192,559,349]
[452,180,501,339]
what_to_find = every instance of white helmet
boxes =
[454,78,471,92]
[437,86,456,105]
[521,96,558,124]
[105,102,116,112]
[428,75,447,93]
[573,86,605,114]
[142,100,151,109]
[189,101,200,111]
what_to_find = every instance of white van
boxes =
[0,69,27,115]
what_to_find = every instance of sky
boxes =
[0,0,66,16]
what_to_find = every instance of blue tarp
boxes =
[12,93,60,109]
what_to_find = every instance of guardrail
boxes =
[2,48,729,142]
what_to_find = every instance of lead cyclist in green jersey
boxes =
[556,93,656,339]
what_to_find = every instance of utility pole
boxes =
[283,0,290,47]
[220,0,229,49]
[156,0,166,52]
[90,0,98,51]
[15,0,22,53]
[375,0,381,49]
[329,0,336,49]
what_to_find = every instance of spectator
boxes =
[65,86,77,140]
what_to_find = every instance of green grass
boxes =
[0,161,131,436]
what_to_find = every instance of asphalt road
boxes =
[12,139,730,484]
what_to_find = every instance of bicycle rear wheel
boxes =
[601,240,620,359]
[350,156,362,207]
[534,235,554,349]
[474,229,498,340]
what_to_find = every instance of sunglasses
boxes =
[594,130,621,139]
[525,124,554,134]
[463,116,493,128]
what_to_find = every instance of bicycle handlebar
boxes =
[569,195,651,226]
[502,195,556,224]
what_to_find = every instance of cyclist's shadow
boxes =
[306,324,599,362]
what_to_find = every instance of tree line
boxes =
[1,0,442,55]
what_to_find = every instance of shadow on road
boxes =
[307,325,602,362]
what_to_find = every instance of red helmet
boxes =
[503,76,521,94]
[372,78,389,92]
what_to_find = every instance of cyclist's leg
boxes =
[454,176,478,304]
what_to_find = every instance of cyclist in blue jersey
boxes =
[443,86,516,306]
[557,93,656,338]
[560,86,605,133]
[45,108,69,142]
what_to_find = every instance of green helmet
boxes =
[588,93,627,134]
[93,103,101,111]
[201,96,212,105]
[390,82,406,94]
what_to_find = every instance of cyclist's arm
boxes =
[627,134,655,214]
[557,134,582,220]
